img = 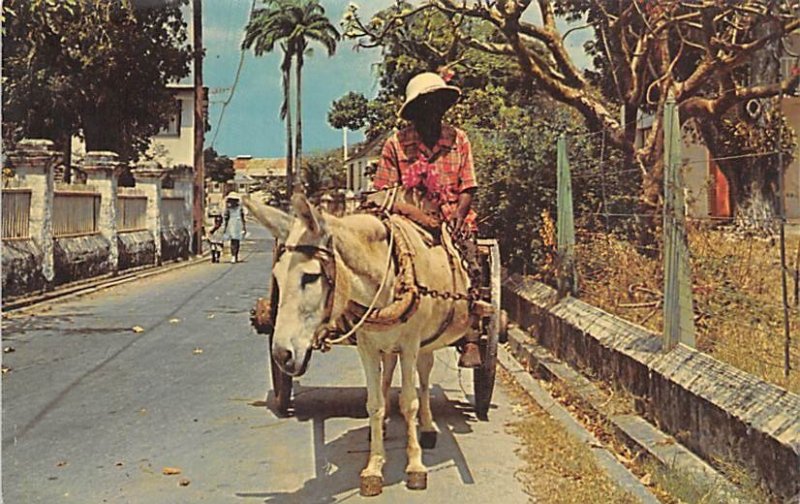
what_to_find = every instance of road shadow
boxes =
[238,383,477,503]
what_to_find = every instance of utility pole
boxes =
[193,0,205,253]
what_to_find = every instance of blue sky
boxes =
[204,0,393,158]
[202,1,592,158]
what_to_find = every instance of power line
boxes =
[210,0,256,150]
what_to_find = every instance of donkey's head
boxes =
[246,194,334,376]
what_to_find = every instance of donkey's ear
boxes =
[242,196,291,242]
[291,193,326,236]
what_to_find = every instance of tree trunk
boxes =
[724,160,779,232]
[282,58,294,196]
[295,53,303,191]
[710,15,783,234]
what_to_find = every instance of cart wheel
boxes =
[473,239,501,421]
[269,333,293,416]
[473,329,498,421]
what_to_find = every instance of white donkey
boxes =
[246,193,478,496]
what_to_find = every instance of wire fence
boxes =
[555,125,799,394]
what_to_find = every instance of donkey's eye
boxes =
[301,273,322,288]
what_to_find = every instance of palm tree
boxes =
[243,1,296,194]
[284,1,339,185]
[243,0,338,195]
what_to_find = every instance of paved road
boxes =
[2,223,531,503]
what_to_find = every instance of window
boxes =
[157,100,182,137]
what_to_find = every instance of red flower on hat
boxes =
[438,66,455,83]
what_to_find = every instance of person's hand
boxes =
[451,213,467,239]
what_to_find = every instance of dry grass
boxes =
[574,226,800,394]
[499,368,641,504]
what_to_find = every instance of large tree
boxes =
[345,0,800,230]
[204,147,235,183]
[243,0,339,193]
[328,91,368,160]
[2,0,192,163]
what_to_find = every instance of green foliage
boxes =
[328,91,368,130]
[1,0,192,160]
[204,148,235,183]
[302,149,345,195]
[342,4,635,273]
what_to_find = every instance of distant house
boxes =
[346,132,390,193]
[147,83,201,169]
[233,156,287,192]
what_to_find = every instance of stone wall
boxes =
[503,275,800,500]
[2,141,196,301]
[117,231,156,271]
[160,228,190,263]
[1,240,44,297]
[53,235,112,286]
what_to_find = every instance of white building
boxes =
[345,133,390,193]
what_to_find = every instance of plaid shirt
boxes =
[374,124,477,227]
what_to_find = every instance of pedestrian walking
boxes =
[207,214,224,263]
[224,192,246,263]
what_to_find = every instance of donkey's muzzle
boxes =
[272,345,310,377]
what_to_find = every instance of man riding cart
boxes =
[253,71,491,369]
[369,71,488,368]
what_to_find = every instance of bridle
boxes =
[273,219,397,352]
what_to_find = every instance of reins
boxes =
[315,218,396,350]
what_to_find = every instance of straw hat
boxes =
[226,191,241,201]
[398,72,461,120]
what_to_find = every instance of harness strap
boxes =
[315,218,397,349]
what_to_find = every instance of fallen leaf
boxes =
[655,437,675,446]
[131,326,145,333]
[178,478,191,487]
[4,346,15,353]
[640,473,652,486]
[169,318,181,324]
[193,348,204,355]
[207,314,215,319]
[162,467,182,476]
[56,461,67,468]
[2,365,11,375]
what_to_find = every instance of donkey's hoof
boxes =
[420,431,437,449]
[360,475,383,497]
[406,471,427,490]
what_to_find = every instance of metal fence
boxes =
[161,190,188,229]
[53,188,100,237]
[116,193,147,232]
[2,189,32,240]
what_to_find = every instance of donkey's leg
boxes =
[381,352,398,419]
[417,351,437,449]
[399,346,427,490]
[357,344,386,496]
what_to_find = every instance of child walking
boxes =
[207,214,224,263]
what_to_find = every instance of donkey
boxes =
[245,193,476,496]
